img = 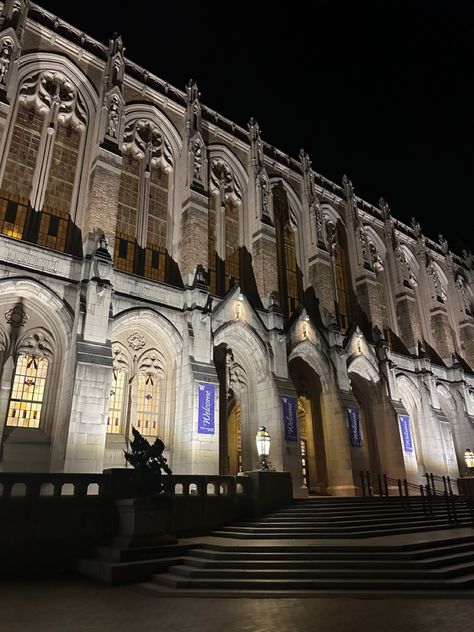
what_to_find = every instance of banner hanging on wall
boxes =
[197,382,215,434]
[347,407,362,447]
[281,396,298,441]
[399,414,413,453]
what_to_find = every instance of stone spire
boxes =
[248,117,272,222]
[185,79,207,192]
[0,0,29,102]
[99,33,125,153]
[300,149,324,248]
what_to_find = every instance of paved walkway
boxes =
[2,575,474,632]
[3,528,474,632]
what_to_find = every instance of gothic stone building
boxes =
[0,1,474,496]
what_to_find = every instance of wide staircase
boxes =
[143,495,474,595]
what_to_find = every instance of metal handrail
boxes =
[359,470,464,522]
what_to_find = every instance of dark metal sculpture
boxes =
[123,427,172,495]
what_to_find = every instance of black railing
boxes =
[359,470,465,523]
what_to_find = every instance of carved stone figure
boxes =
[192,138,203,181]
[0,38,13,85]
[107,94,120,138]
[5,304,29,328]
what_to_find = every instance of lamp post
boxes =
[256,425,271,470]
[464,448,474,476]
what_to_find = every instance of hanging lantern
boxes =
[256,425,271,470]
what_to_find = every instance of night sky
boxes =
[35,0,474,255]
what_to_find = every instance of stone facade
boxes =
[0,1,474,495]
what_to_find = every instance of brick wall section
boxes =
[356,277,385,331]
[396,293,423,351]
[252,228,278,300]
[86,164,121,245]
[308,259,335,319]
[431,308,455,360]
[180,197,209,279]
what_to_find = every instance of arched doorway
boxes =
[436,383,461,478]
[347,354,405,481]
[289,357,328,494]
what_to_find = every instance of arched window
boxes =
[106,344,162,439]
[273,182,302,318]
[114,119,172,281]
[6,353,49,428]
[136,371,160,437]
[326,219,351,333]
[0,71,87,254]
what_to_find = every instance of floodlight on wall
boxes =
[464,448,474,475]
[302,315,309,339]
[256,425,271,470]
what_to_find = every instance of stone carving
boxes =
[106,94,120,138]
[438,234,449,256]
[462,249,474,270]
[456,275,472,315]
[0,37,13,86]
[359,226,371,267]
[191,137,203,182]
[17,330,53,359]
[248,118,264,168]
[397,248,417,287]
[410,217,422,239]
[210,158,242,202]
[123,119,173,170]
[325,219,337,252]
[379,197,391,220]
[5,304,28,327]
[127,332,146,351]
[342,174,358,221]
[258,174,270,218]
[428,262,447,302]
[20,70,86,128]
[369,240,384,272]
[138,349,164,376]
[112,344,129,370]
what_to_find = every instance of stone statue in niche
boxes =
[457,276,472,315]
[192,138,203,181]
[438,234,449,256]
[0,38,13,85]
[107,94,120,138]
[259,175,270,218]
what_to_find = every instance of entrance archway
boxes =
[289,357,328,494]
[348,354,405,481]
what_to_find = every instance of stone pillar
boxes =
[320,389,357,496]
[431,306,455,361]
[395,289,422,353]
[85,149,122,254]
[180,189,209,286]
[251,223,278,302]
[308,251,335,318]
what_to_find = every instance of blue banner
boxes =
[347,407,362,447]
[197,382,215,434]
[281,396,298,441]
[399,414,413,452]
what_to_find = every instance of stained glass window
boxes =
[136,372,160,437]
[6,354,49,428]
[107,368,127,434]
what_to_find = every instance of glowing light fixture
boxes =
[464,448,474,475]
[256,425,271,470]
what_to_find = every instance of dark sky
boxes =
[35,0,474,254]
